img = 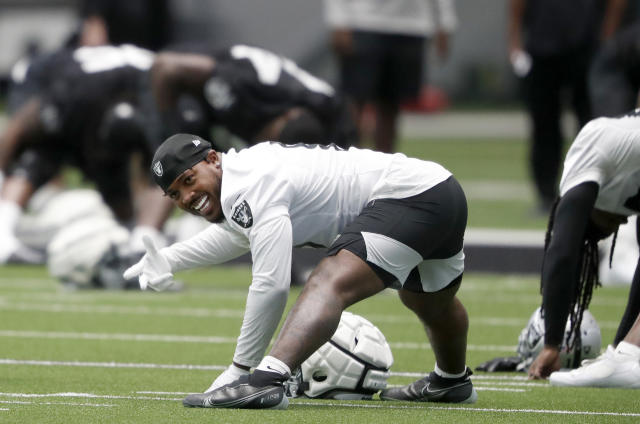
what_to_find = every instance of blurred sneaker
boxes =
[550,342,640,388]
[183,374,288,409]
[380,368,477,403]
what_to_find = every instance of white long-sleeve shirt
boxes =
[560,111,640,216]
[324,0,458,36]
[161,142,451,367]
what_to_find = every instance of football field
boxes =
[1,264,638,424]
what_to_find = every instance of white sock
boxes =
[256,356,291,377]
[0,200,21,232]
[434,363,466,379]
[615,341,640,359]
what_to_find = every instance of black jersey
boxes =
[201,45,343,142]
[30,45,156,148]
[7,52,54,115]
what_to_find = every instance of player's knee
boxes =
[400,276,463,323]
[305,261,352,307]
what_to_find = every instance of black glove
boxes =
[475,356,523,372]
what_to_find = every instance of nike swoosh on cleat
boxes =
[422,381,469,397]
[203,396,214,407]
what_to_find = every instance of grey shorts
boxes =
[327,176,467,293]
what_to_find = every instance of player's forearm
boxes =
[507,0,526,52]
[601,0,627,41]
[541,250,577,347]
[232,285,289,368]
[160,224,248,271]
[151,52,214,112]
[541,183,599,346]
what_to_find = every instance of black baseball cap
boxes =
[151,133,212,192]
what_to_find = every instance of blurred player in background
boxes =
[76,0,172,51]
[507,0,625,214]
[528,109,640,388]
[324,0,457,153]
[0,44,172,265]
[150,44,356,150]
[590,21,640,118]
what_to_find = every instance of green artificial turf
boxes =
[1,265,638,423]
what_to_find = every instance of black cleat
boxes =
[380,368,477,403]
[182,374,289,409]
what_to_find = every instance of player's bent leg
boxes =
[380,276,477,403]
[400,278,468,373]
[183,249,385,409]
[270,248,386,370]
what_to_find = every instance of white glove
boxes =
[0,232,20,264]
[205,364,251,392]
[0,200,21,264]
[510,49,532,77]
[122,235,174,291]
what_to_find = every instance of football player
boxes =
[125,134,477,409]
[0,44,173,264]
[528,109,640,388]
[150,44,356,149]
[590,22,640,118]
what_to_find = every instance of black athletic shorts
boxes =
[339,31,426,103]
[7,146,64,188]
[327,176,467,293]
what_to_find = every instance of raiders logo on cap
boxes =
[152,161,163,177]
[231,200,253,228]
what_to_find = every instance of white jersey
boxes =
[560,111,640,216]
[324,0,457,37]
[162,142,451,367]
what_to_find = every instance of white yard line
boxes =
[136,391,192,395]
[384,385,527,393]
[0,357,543,385]
[0,358,227,371]
[0,301,243,318]
[292,401,640,417]
[0,329,516,352]
[3,391,639,417]
[0,400,114,407]
[0,299,622,329]
[389,341,516,352]
[0,330,237,344]
[0,392,181,402]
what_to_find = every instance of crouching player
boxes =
[125,134,477,408]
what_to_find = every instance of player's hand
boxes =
[509,48,532,77]
[0,233,20,264]
[205,363,251,393]
[122,235,174,291]
[528,346,561,379]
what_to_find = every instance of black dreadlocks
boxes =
[541,198,616,351]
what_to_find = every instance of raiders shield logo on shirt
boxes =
[231,200,253,228]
